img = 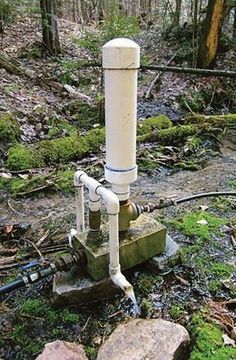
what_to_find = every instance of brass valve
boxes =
[119,200,141,232]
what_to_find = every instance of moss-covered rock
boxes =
[0,112,20,145]
[137,115,173,135]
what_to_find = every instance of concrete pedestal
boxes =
[73,214,166,280]
[53,218,179,306]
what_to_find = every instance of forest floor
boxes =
[0,16,236,360]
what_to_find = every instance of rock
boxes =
[97,319,190,360]
[36,340,88,360]
[147,234,179,272]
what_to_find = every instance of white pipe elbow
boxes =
[110,266,133,292]
[74,170,85,186]
[96,186,119,214]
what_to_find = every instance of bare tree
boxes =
[40,0,60,56]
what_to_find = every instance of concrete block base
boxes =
[53,234,178,306]
[73,214,166,280]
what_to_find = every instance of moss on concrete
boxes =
[0,112,20,144]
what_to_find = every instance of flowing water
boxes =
[125,287,141,316]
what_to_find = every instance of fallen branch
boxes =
[16,181,54,197]
[0,51,34,78]
[140,64,236,78]
[64,61,236,78]
[145,52,177,99]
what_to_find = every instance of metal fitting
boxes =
[118,200,141,232]
[89,209,101,232]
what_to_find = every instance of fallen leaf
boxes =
[199,205,209,211]
[222,334,236,347]
[4,224,14,234]
[197,219,208,225]
[0,172,12,179]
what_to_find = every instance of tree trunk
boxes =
[174,0,182,26]
[40,0,60,56]
[233,7,236,39]
[197,0,225,68]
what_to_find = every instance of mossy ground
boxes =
[0,112,20,145]
[1,298,81,358]
[188,312,236,360]
[0,169,74,196]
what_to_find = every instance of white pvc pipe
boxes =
[74,170,133,293]
[103,38,140,201]
[75,184,85,233]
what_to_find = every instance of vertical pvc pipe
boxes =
[75,184,85,233]
[103,38,140,201]
[108,214,119,270]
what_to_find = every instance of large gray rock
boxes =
[36,340,88,360]
[97,319,190,360]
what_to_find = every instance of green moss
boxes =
[137,124,199,145]
[179,92,206,112]
[169,304,185,319]
[85,346,97,359]
[185,113,236,127]
[7,128,105,170]
[229,178,236,189]
[54,169,74,194]
[12,323,44,356]
[140,298,153,318]
[7,144,45,170]
[171,211,226,240]
[60,309,80,324]
[212,196,235,211]
[189,315,236,360]
[137,115,173,135]
[20,299,46,317]
[0,113,20,144]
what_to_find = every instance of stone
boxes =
[53,266,121,306]
[36,340,88,360]
[74,214,166,280]
[97,319,190,360]
[147,234,179,272]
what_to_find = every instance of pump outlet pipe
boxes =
[74,171,133,294]
[103,38,140,201]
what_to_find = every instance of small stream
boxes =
[137,100,186,122]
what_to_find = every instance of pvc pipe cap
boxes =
[103,38,140,69]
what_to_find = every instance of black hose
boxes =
[175,191,236,204]
[143,191,236,211]
[0,278,26,296]
[0,265,56,297]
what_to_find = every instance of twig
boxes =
[21,314,45,321]
[222,299,236,306]
[7,199,21,216]
[81,315,91,332]
[230,235,236,248]
[36,229,50,247]
[24,239,43,258]
[32,214,51,226]
[145,52,177,99]
[17,181,54,197]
